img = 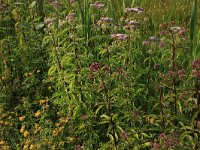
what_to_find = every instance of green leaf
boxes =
[13,2,24,5]
[142,142,151,148]
[100,114,110,120]
[18,22,31,29]
[36,22,45,30]
[29,1,37,8]
[107,134,114,143]
[95,104,104,116]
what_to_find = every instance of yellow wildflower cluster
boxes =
[19,116,25,122]
[52,126,64,137]
[24,72,33,77]
[23,130,29,137]
[34,123,42,134]
[20,125,25,133]
[0,140,10,150]
[34,110,41,118]
[38,99,48,105]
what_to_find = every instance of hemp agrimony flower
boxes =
[90,1,105,9]
[126,7,144,13]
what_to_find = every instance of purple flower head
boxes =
[90,62,100,72]
[159,133,167,139]
[149,36,158,42]
[166,70,176,78]
[151,142,160,150]
[192,58,200,69]
[120,131,128,141]
[128,20,139,26]
[111,34,128,41]
[171,26,182,33]
[178,69,186,78]
[91,1,105,9]
[70,0,76,3]
[99,17,113,23]
[159,22,169,29]
[142,40,151,46]
[48,0,61,9]
[159,40,165,48]
[102,64,110,73]
[178,28,186,36]
[126,7,144,13]
[74,145,81,150]
[160,30,168,36]
[66,13,76,22]
[192,70,200,79]
[142,36,159,46]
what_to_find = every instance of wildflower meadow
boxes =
[0,0,199,149]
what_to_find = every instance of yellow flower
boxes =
[24,140,30,145]
[39,100,46,105]
[0,140,6,145]
[19,116,25,122]
[0,121,3,125]
[8,116,12,119]
[29,144,34,150]
[23,130,29,137]
[2,114,7,118]
[23,144,29,150]
[20,125,25,133]
[34,123,39,129]
[4,121,9,125]
[59,141,64,145]
[34,111,41,118]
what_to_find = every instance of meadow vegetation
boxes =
[0,0,200,149]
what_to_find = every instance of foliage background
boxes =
[0,0,199,149]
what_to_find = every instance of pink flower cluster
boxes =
[159,133,179,149]
[151,133,179,150]
[90,1,105,9]
[142,36,159,46]
[89,62,100,72]
[111,34,128,41]
[69,0,76,3]
[98,17,113,23]
[159,21,186,37]
[126,7,144,13]
[66,13,76,22]
[192,58,200,79]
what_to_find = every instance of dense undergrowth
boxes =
[0,0,200,149]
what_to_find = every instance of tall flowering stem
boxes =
[98,71,118,148]
[90,63,118,148]
[159,86,166,130]
[169,29,178,126]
